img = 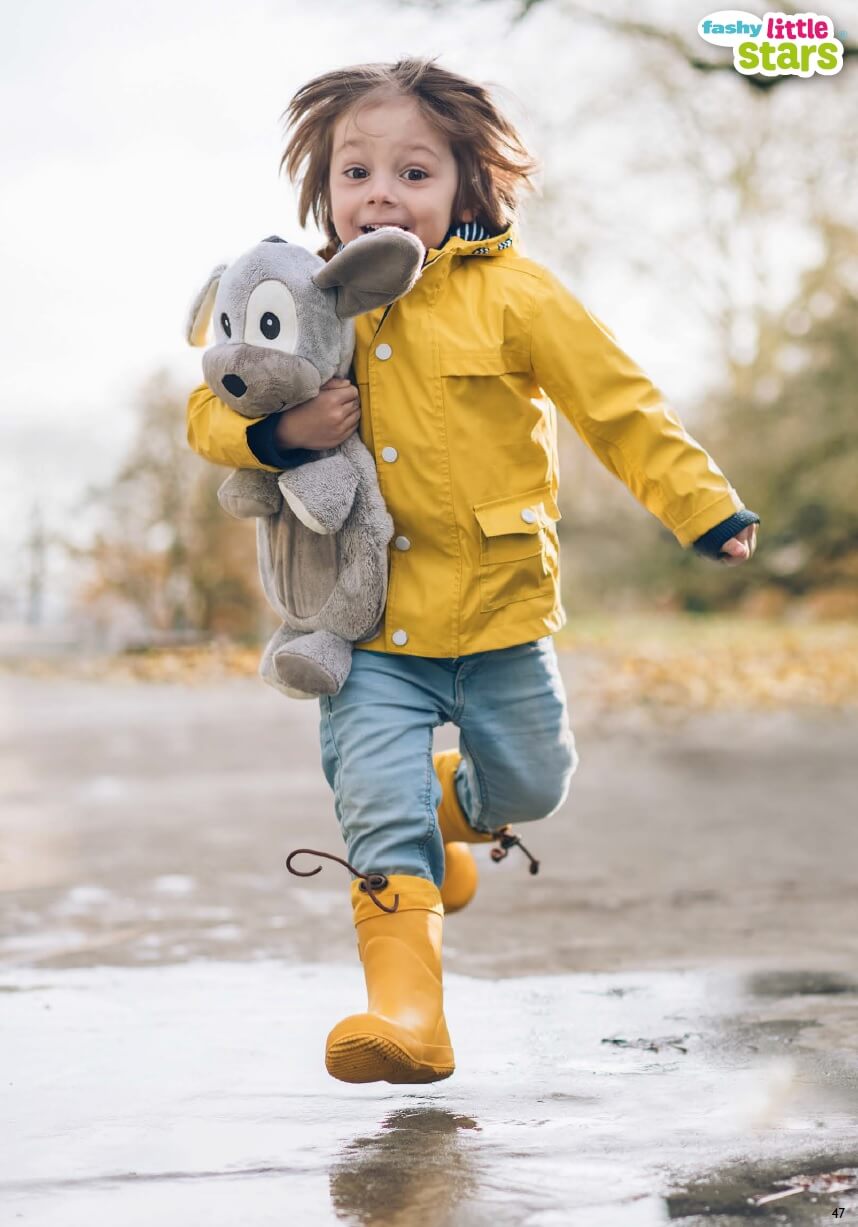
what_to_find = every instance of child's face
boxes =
[328,93,472,253]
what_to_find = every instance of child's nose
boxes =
[366,175,399,205]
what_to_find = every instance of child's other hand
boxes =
[273,378,360,451]
[718,523,758,566]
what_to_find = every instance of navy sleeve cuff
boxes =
[246,414,319,470]
[692,508,760,559]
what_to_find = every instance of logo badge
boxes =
[698,10,844,77]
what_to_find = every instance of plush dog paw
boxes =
[260,628,354,700]
[278,454,359,534]
[218,470,282,519]
[280,488,331,534]
[272,648,339,698]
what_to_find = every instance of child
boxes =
[186,57,759,1086]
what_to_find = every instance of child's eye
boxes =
[342,167,427,181]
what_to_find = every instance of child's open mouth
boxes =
[360,224,410,233]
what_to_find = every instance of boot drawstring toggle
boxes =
[490,828,541,876]
[285,847,400,913]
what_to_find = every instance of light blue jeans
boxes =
[318,636,578,887]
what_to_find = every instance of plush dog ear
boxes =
[311,227,424,320]
[186,263,228,347]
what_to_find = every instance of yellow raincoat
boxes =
[187,222,747,657]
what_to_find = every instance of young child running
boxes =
[186,57,759,1087]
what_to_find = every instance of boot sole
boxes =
[326,1033,455,1084]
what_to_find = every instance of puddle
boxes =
[3,962,856,1225]
[3,679,857,1223]
[746,970,858,999]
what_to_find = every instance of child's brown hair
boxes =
[279,57,540,260]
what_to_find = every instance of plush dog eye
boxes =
[220,312,232,338]
[245,281,298,352]
[260,311,280,340]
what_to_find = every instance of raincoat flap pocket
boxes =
[473,484,561,539]
[440,346,529,376]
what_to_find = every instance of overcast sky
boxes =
[1,0,844,620]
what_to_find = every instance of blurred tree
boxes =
[622,218,858,615]
[24,502,46,626]
[510,2,858,92]
[66,370,271,644]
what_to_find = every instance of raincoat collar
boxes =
[336,219,517,263]
[426,219,517,262]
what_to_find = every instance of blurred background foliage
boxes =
[560,218,858,620]
[66,372,274,645]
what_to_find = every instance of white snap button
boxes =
[375,343,392,360]
[394,536,411,551]
[520,508,537,524]
[381,446,398,463]
[392,629,408,646]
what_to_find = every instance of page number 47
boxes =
[833,1211,847,1219]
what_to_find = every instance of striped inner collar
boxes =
[439,219,492,244]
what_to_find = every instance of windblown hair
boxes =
[279,57,540,260]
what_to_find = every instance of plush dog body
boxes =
[186,229,424,698]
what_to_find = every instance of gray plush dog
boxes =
[186,228,425,699]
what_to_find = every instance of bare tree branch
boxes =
[509,0,857,92]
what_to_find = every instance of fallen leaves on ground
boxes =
[754,1167,858,1205]
[601,1033,693,1054]
[1,616,856,710]
[0,641,262,686]
[556,615,858,711]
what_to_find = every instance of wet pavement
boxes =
[2,668,857,1224]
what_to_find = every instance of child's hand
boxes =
[273,378,360,451]
[718,523,758,566]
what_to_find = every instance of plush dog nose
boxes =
[222,373,247,398]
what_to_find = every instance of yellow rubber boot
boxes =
[325,873,456,1085]
[434,749,497,914]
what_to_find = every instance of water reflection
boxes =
[329,1106,481,1226]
